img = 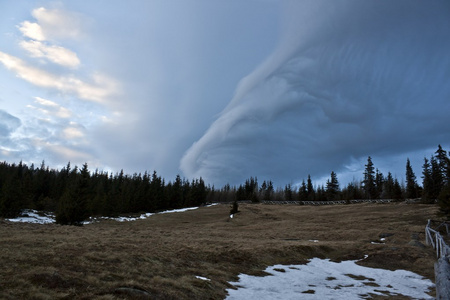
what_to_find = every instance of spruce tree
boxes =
[259,181,267,200]
[55,163,90,225]
[326,171,340,201]
[363,156,376,199]
[431,156,443,199]
[307,175,315,201]
[422,157,433,202]
[382,172,395,199]
[375,169,384,199]
[393,178,404,200]
[284,183,293,201]
[298,180,308,201]
[435,145,448,184]
[0,172,25,218]
[265,180,274,201]
[435,145,450,217]
[405,158,419,199]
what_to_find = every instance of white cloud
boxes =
[18,21,46,41]
[33,97,72,119]
[33,138,91,162]
[31,7,86,41]
[62,126,84,139]
[19,40,80,68]
[0,51,118,104]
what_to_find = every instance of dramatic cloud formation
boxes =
[0,1,449,187]
[181,0,450,186]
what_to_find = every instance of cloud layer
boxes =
[1,1,449,187]
[181,0,450,186]
[0,5,119,169]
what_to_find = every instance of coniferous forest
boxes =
[1,145,450,225]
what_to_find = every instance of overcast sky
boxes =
[1,0,449,188]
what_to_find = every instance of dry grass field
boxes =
[0,202,440,299]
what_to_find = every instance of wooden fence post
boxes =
[435,257,450,299]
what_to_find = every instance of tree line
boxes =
[232,145,449,202]
[1,144,450,224]
[0,162,207,225]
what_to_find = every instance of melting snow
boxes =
[371,237,386,245]
[6,205,213,225]
[6,209,55,224]
[226,257,434,300]
[195,276,211,281]
[159,206,200,214]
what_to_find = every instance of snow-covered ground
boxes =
[6,209,56,224]
[226,257,434,300]
[83,206,203,224]
[5,205,215,225]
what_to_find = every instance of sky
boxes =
[1,1,449,188]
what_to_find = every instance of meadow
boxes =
[0,202,439,299]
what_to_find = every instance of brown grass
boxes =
[0,202,439,299]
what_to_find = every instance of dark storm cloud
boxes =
[181,0,450,186]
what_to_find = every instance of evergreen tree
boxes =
[56,163,90,225]
[326,171,340,201]
[265,180,274,201]
[393,178,404,200]
[0,169,25,218]
[298,180,308,201]
[315,185,326,201]
[382,172,395,199]
[236,185,246,201]
[405,158,419,199]
[435,145,448,184]
[307,175,315,201]
[431,156,443,199]
[168,174,183,208]
[243,177,259,202]
[375,169,384,199]
[259,181,267,199]
[422,157,433,202]
[341,181,363,201]
[435,145,450,217]
[363,156,376,199]
[284,183,293,201]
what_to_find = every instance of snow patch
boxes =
[371,237,386,245]
[6,209,55,224]
[226,258,434,299]
[7,205,214,225]
[195,276,211,281]
[159,206,199,214]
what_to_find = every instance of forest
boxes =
[1,145,449,225]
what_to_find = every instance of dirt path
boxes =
[0,202,439,299]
